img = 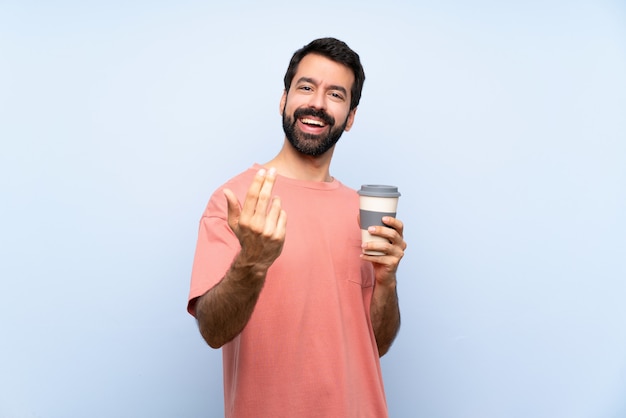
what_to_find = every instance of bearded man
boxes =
[188,37,407,418]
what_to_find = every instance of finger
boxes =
[367,225,396,241]
[264,196,283,235]
[382,216,404,236]
[254,167,277,216]
[265,197,288,240]
[367,225,407,252]
[361,242,404,266]
[224,188,242,232]
[275,209,288,239]
[241,168,268,218]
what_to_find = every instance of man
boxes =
[188,37,407,418]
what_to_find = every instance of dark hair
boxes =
[283,37,366,110]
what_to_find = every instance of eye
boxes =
[329,91,345,101]
[298,85,313,92]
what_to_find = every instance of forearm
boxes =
[194,254,268,349]
[370,277,400,357]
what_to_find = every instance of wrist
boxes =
[375,274,397,289]
[231,252,269,281]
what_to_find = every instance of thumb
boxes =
[223,188,241,233]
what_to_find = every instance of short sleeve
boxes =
[187,192,240,316]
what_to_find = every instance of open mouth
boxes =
[300,118,327,128]
[294,107,334,129]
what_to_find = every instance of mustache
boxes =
[293,107,335,126]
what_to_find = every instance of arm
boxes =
[195,168,287,348]
[370,273,400,357]
[361,216,406,356]
[193,253,269,349]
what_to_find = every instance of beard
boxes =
[282,106,349,157]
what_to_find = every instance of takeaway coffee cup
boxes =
[358,185,401,255]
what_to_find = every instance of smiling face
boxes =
[281,53,357,157]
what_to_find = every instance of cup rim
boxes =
[358,184,401,197]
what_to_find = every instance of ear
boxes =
[279,90,287,115]
[344,107,358,132]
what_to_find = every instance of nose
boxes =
[308,89,326,110]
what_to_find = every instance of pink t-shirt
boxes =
[189,165,388,418]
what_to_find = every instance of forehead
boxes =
[292,53,355,91]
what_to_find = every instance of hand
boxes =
[360,216,407,287]
[224,168,287,270]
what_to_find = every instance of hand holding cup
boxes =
[358,185,401,256]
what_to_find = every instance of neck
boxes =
[264,139,335,182]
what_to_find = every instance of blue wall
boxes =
[1,1,625,417]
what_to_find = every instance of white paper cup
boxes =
[358,185,401,255]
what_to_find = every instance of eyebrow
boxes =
[296,77,348,96]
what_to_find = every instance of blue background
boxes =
[1,1,625,417]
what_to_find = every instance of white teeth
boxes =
[301,118,325,127]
